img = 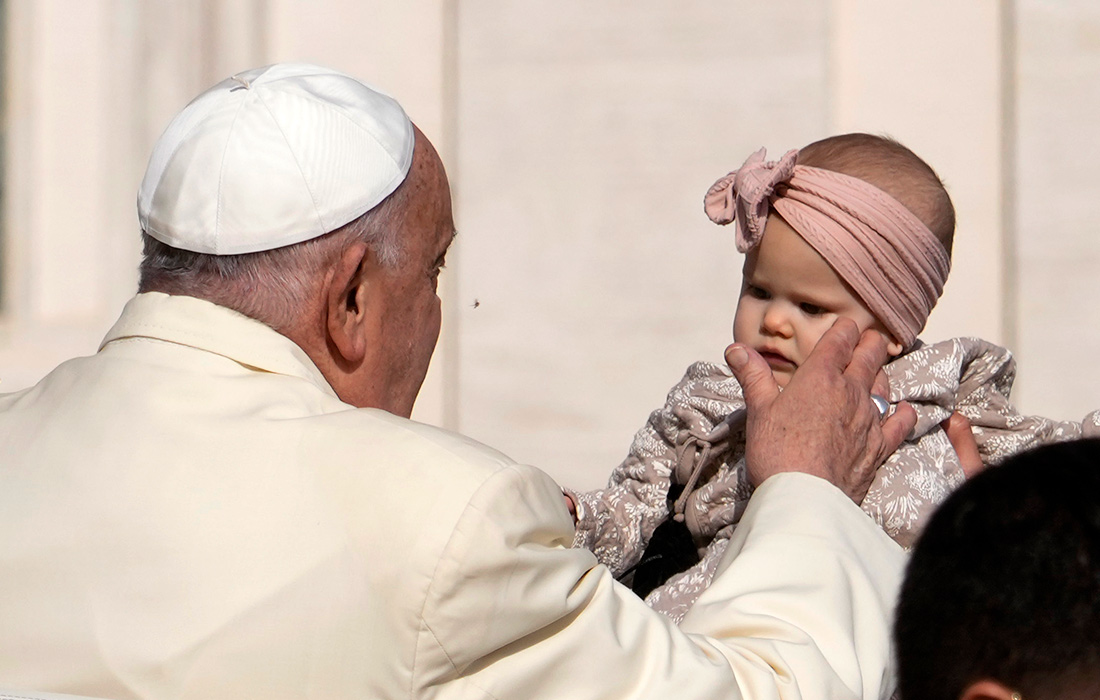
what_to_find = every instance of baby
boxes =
[722,134,949,386]
[570,134,1100,623]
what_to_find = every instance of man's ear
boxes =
[959,679,1020,700]
[325,242,372,365]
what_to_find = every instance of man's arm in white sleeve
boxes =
[418,462,902,700]
[417,321,914,699]
[681,472,905,699]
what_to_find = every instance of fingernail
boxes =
[727,345,747,370]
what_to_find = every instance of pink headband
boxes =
[704,148,950,347]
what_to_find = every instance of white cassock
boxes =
[0,292,904,700]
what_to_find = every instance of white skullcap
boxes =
[137,63,414,255]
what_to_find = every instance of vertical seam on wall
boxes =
[441,0,461,431]
[824,0,840,132]
[0,0,9,318]
[3,0,34,324]
[999,0,1018,352]
[254,0,269,65]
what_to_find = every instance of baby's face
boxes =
[733,214,901,388]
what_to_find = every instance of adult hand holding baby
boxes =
[726,317,917,504]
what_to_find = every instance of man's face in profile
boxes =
[357,135,456,418]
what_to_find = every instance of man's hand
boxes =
[725,318,917,504]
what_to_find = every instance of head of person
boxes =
[136,63,455,417]
[704,133,955,387]
[895,437,1100,700]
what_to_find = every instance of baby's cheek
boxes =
[854,319,900,354]
[731,298,753,342]
[798,317,837,360]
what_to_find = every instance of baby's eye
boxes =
[745,284,770,300]
[799,302,827,316]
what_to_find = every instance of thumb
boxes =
[725,343,780,410]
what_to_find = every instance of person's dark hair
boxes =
[798,133,956,257]
[895,438,1100,700]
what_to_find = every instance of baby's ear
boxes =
[887,338,904,357]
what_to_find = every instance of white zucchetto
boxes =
[137,63,414,255]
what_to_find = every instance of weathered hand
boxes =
[725,318,917,504]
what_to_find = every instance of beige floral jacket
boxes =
[570,337,1100,622]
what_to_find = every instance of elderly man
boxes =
[0,63,914,699]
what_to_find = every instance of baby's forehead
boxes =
[750,217,843,281]
[752,217,881,297]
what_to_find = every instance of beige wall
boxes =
[453,1,831,484]
[1013,0,1100,421]
[2,1,1098,489]
[831,0,1008,346]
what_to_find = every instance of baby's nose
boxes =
[761,303,794,337]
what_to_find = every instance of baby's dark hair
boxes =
[798,133,956,258]
[895,438,1100,700]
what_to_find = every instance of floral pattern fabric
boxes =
[570,337,1100,623]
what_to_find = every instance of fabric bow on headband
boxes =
[703,147,951,348]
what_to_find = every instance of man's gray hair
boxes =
[138,182,409,332]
